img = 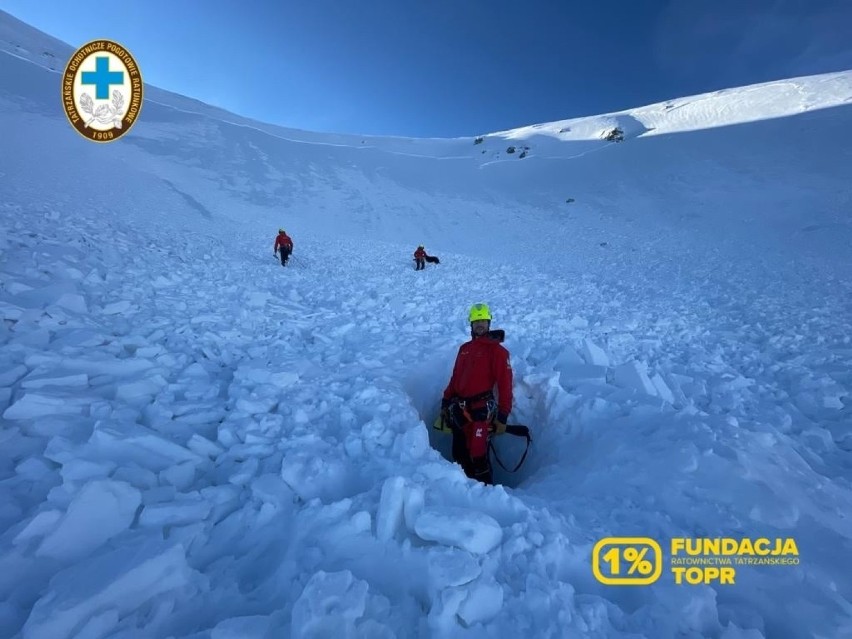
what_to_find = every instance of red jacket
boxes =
[443,335,513,420]
[275,233,293,251]
[414,247,426,259]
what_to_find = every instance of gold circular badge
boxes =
[62,40,143,143]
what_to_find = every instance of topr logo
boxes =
[62,40,143,142]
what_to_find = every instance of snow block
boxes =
[414,507,502,554]
[234,364,300,388]
[613,361,658,396]
[180,362,210,379]
[37,480,141,561]
[15,457,55,482]
[18,328,51,348]
[139,496,212,528]
[13,510,63,545]
[152,276,173,288]
[54,293,88,314]
[5,280,33,295]
[720,624,767,638]
[159,461,196,491]
[22,541,194,639]
[200,485,242,523]
[376,477,406,542]
[60,459,117,485]
[554,346,607,385]
[3,393,90,419]
[58,266,85,281]
[280,451,358,502]
[25,353,154,377]
[427,588,468,636]
[0,301,24,321]
[271,371,300,387]
[0,364,28,386]
[235,395,278,415]
[244,292,270,309]
[83,270,105,285]
[135,345,164,359]
[403,484,425,531]
[250,474,294,510]
[112,466,158,490]
[458,579,504,626]
[101,300,133,315]
[398,423,430,462]
[290,570,368,639]
[233,364,273,385]
[0,300,24,321]
[89,422,203,471]
[187,434,224,459]
[554,346,584,368]
[21,372,89,390]
[48,329,106,349]
[212,615,274,639]
[12,282,79,310]
[557,364,607,385]
[650,373,676,404]
[67,608,119,639]
[228,458,259,486]
[426,547,481,589]
[582,339,610,366]
[569,315,589,328]
[115,375,168,403]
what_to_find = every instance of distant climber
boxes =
[414,245,440,270]
[414,245,426,270]
[274,229,293,266]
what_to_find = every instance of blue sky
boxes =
[3,0,851,137]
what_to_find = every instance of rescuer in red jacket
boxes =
[441,303,513,484]
[413,245,427,270]
[274,229,293,266]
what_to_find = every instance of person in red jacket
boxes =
[413,245,427,270]
[441,303,513,484]
[274,229,294,266]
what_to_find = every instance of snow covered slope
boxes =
[2,7,850,275]
[1,10,851,639]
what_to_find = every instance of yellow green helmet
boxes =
[468,303,491,322]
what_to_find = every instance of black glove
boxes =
[440,398,452,427]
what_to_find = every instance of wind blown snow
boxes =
[1,11,852,639]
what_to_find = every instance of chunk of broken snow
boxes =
[614,361,658,396]
[582,339,610,366]
[36,480,141,561]
[457,579,504,626]
[414,507,502,554]
[23,541,194,639]
[3,393,90,419]
[54,293,88,313]
[102,300,133,315]
[21,372,89,390]
[651,373,676,404]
